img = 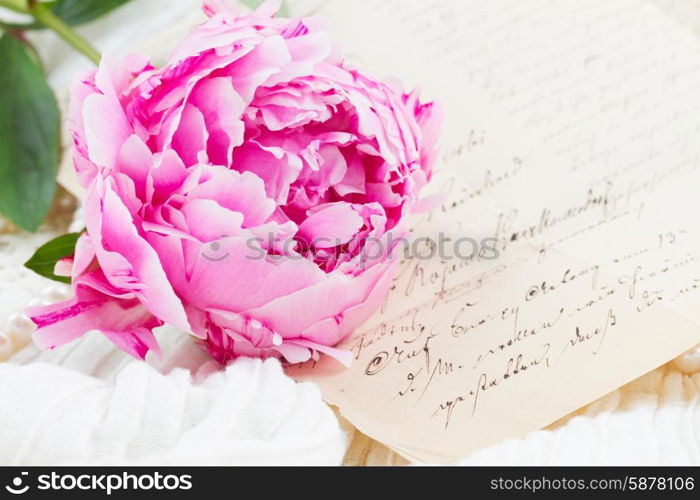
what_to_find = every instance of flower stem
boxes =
[0,0,26,14]
[0,0,100,64]
[28,1,100,64]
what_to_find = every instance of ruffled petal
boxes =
[182,235,326,312]
[244,257,392,339]
[29,284,161,360]
[85,177,191,332]
[188,77,245,166]
[186,166,276,227]
[297,203,363,248]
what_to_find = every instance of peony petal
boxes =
[102,327,161,361]
[297,203,363,248]
[225,35,291,102]
[411,192,445,215]
[148,149,188,204]
[82,93,131,169]
[202,0,239,16]
[334,153,367,196]
[85,177,191,332]
[172,103,209,166]
[69,71,99,188]
[71,233,97,281]
[189,77,246,166]
[232,141,302,204]
[54,258,73,278]
[273,342,312,364]
[183,235,326,312]
[56,2,443,368]
[295,258,396,346]
[265,31,332,87]
[181,198,245,242]
[186,166,276,227]
[29,284,162,360]
[244,258,390,339]
[285,339,353,367]
[116,135,153,201]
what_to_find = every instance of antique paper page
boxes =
[289,0,700,463]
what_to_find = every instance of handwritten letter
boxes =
[290,0,700,463]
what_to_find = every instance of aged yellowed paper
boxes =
[289,0,700,463]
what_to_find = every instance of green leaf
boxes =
[24,232,81,284]
[9,0,131,30]
[48,0,130,26]
[240,0,290,17]
[0,33,59,232]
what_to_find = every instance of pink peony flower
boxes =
[28,0,441,365]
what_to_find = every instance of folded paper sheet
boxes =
[289,0,700,463]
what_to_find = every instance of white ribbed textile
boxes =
[1,331,347,465]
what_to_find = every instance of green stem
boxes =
[0,0,100,64]
[0,0,26,14]
[28,2,100,64]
